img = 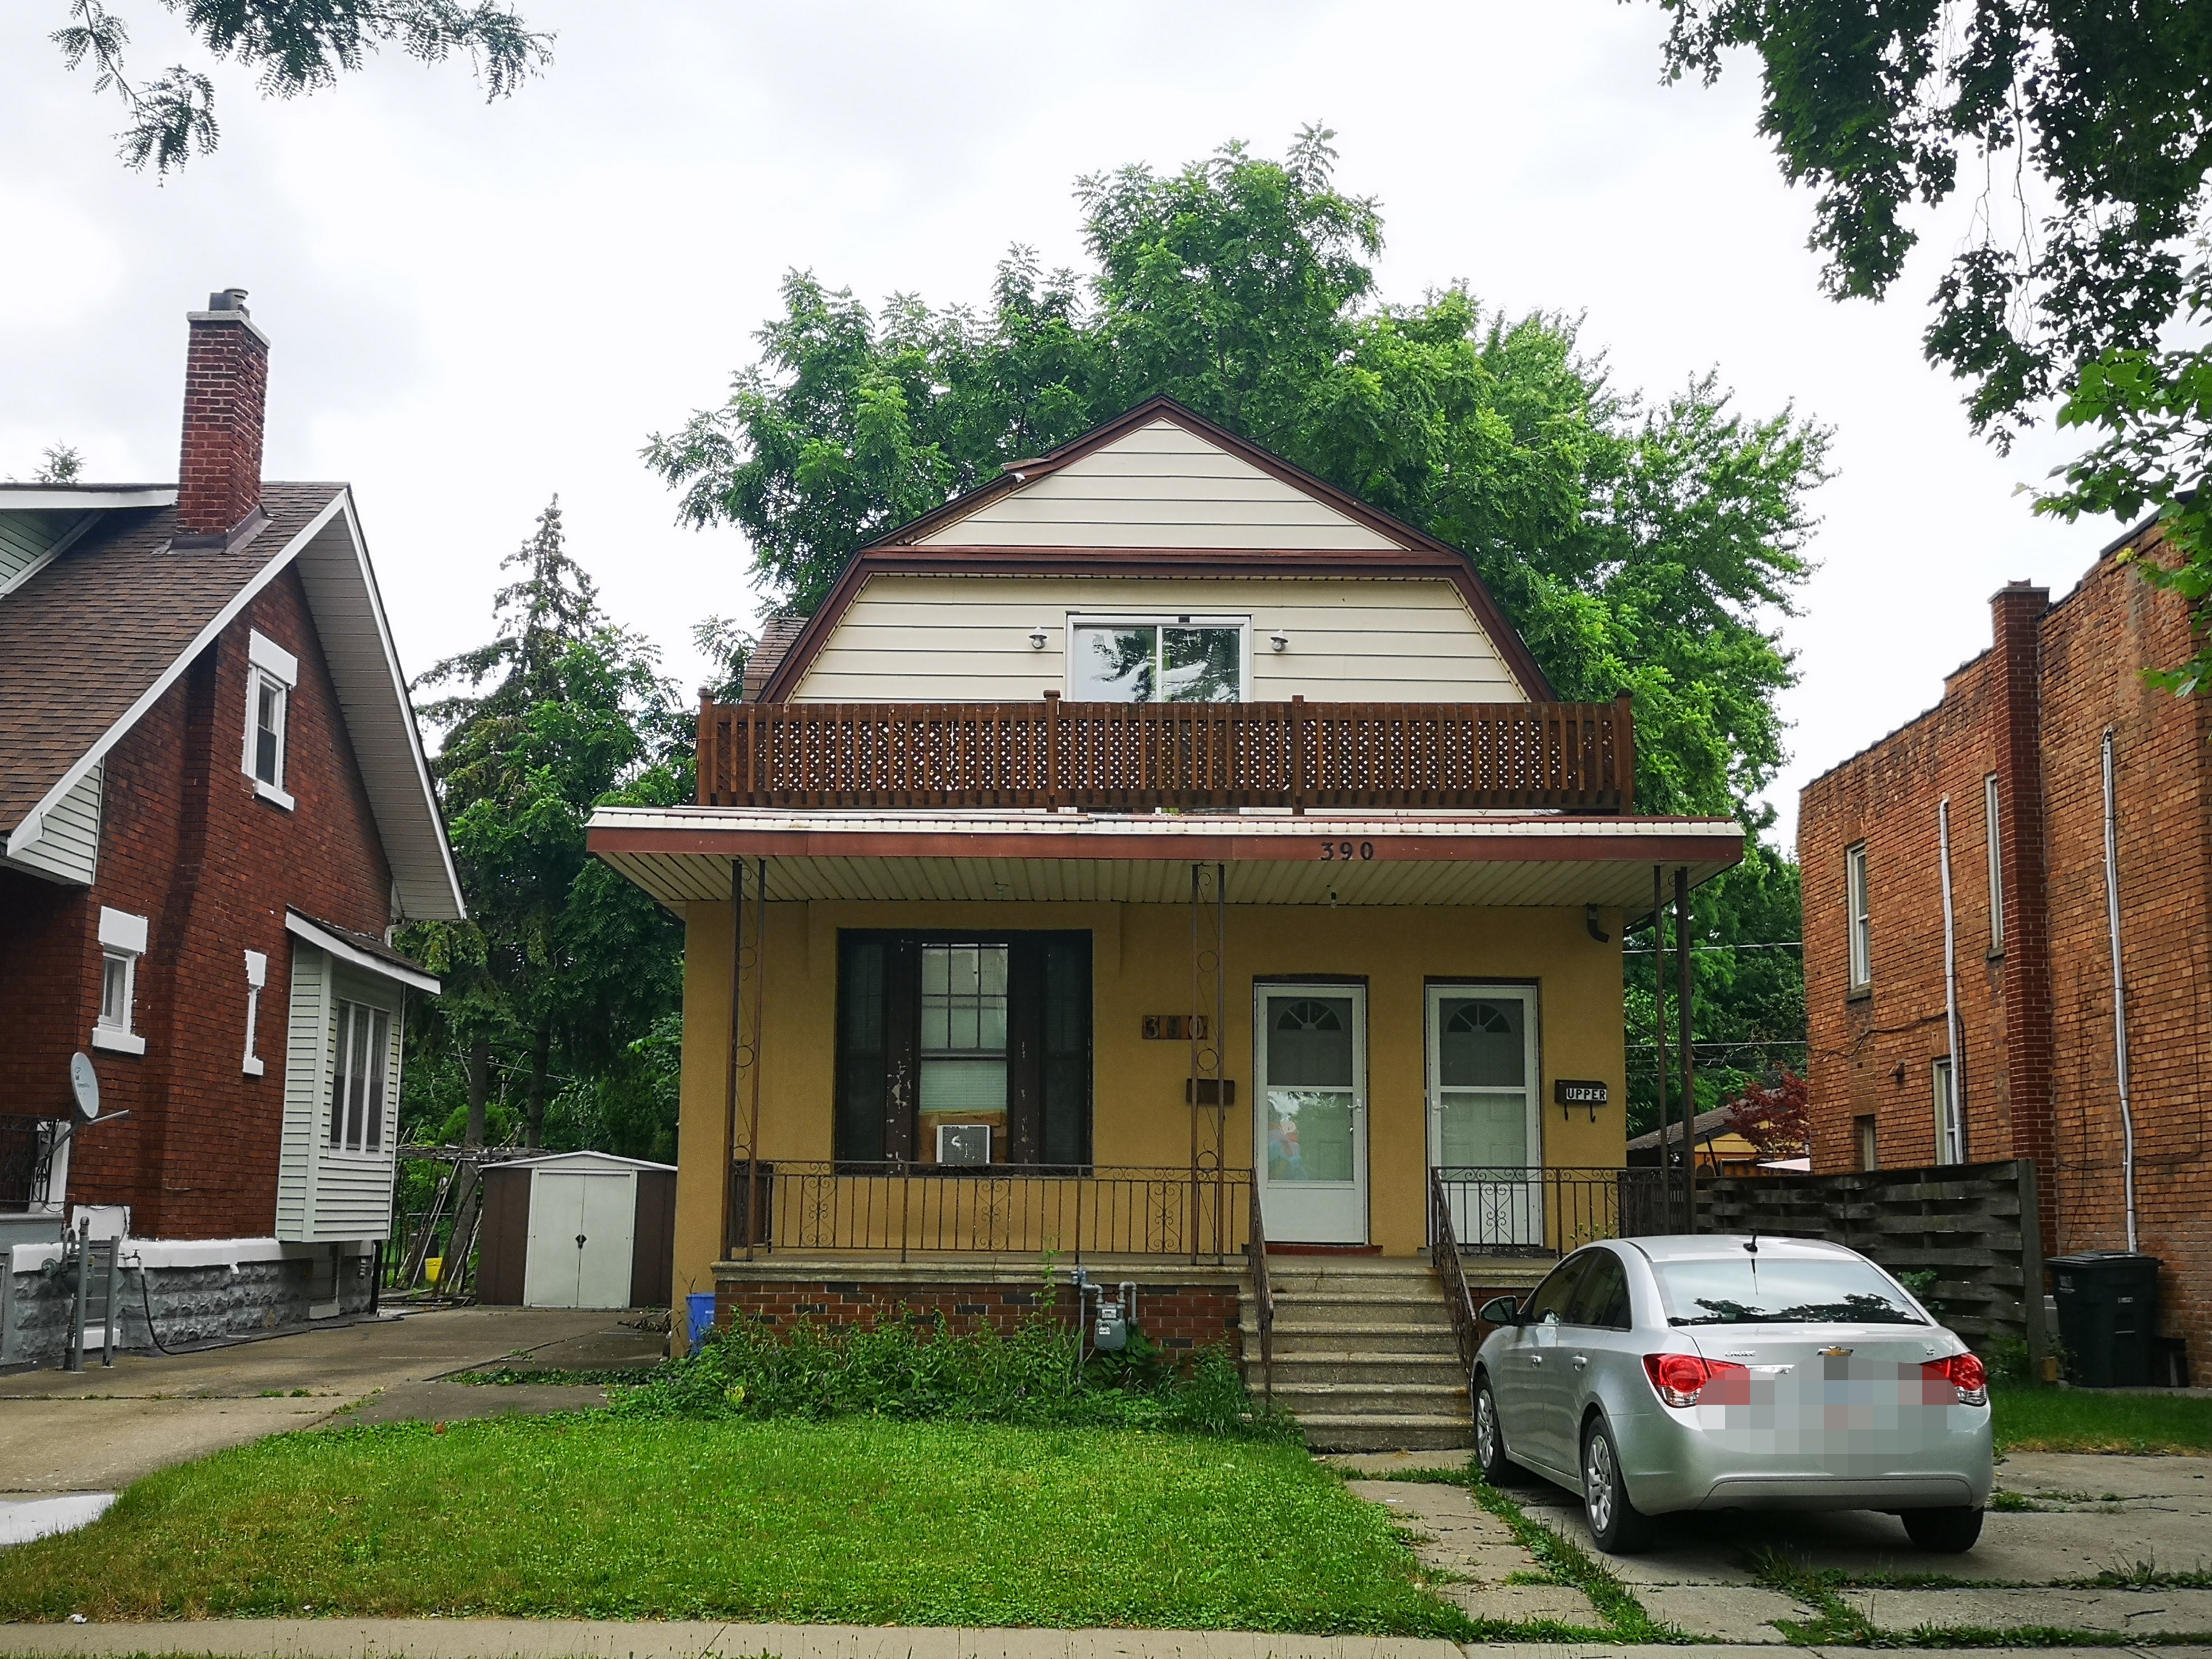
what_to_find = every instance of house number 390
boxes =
[1317,840,1375,860]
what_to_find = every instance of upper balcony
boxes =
[695,694,1634,814]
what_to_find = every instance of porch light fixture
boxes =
[1268,629,1289,652]
[1028,626,1048,649]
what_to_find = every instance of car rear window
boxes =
[1651,1255,1926,1326]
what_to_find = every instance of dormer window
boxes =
[244,630,297,809]
[1067,615,1247,702]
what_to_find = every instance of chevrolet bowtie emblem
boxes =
[1818,1346,1854,1358]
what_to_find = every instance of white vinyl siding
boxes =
[276,947,401,1241]
[5,763,102,885]
[792,576,1524,704]
[0,511,87,592]
[914,419,1402,551]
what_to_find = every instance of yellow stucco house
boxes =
[589,398,1738,1448]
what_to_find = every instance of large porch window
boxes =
[834,931,1091,1166]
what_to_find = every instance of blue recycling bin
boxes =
[686,1292,719,1353]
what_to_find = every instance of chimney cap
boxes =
[207,287,250,313]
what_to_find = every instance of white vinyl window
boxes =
[1985,774,2004,952]
[1933,1056,1963,1165]
[1066,616,1247,703]
[329,998,392,1152]
[92,907,148,1055]
[1845,842,1871,991]
[919,942,1009,1117]
[243,629,298,809]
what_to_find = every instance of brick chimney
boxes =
[1988,578,2056,1248]
[175,288,270,546]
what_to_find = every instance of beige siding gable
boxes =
[791,574,1526,704]
[912,420,1404,551]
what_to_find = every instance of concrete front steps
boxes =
[1238,1257,1473,1452]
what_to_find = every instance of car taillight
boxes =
[1922,1352,1989,1406]
[1643,1351,1748,1407]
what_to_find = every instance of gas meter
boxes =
[1093,1296,1128,1352]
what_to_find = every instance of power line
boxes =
[1622,941,1803,954]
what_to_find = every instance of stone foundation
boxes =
[1,1239,378,1368]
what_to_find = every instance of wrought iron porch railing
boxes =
[727,1161,1253,1264]
[1431,1165,1674,1256]
[1427,1167,1483,1390]
[697,695,1634,813]
[0,1116,57,1212]
[1245,1176,1275,1405]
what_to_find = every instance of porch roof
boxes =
[586,804,1742,908]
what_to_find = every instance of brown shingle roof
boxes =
[740,616,808,702]
[0,484,343,833]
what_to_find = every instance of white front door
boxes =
[1427,985,1541,1247]
[1254,984,1367,1244]
[524,1171,637,1309]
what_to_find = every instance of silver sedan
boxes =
[1471,1235,1994,1554]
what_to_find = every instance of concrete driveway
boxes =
[0,1306,662,1494]
[1341,1448,2212,1644]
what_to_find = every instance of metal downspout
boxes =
[1939,797,1963,1160]
[1652,865,1672,1229]
[2102,729,2139,1252]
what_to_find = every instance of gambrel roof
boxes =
[754,397,1557,703]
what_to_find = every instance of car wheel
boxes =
[1581,1415,1653,1554]
[1902,1506,1984,1553]
[1473,1375,1515,1484]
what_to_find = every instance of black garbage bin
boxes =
[2048,1251,2160,1387]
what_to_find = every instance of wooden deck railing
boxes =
[697,694,1634,813]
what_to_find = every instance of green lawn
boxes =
[0,1415,1469,1633]
[1993,1386,2212,1455]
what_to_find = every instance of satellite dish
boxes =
[70,1052,100,1121]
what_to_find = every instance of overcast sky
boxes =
[1,1,2102,850]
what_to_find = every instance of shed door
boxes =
[524,1171,637,1309]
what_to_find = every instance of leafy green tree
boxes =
[401,498,687,1153]
[1651,1,2212,691]
[34,445,84,483]
[648,131,1821,1114]
[50,0,551,172]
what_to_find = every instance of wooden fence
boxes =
[1700,1159,2048,1369]
[697,695,1634,813]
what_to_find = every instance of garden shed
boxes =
[475,1151,676,1310]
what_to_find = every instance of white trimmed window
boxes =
[1985,774,2004,952]
[329,997,393,1153]
[1065,615,1247,703]
[1933,1056,1963,1165]
[243,629,298,809]
[93,907,148,1056]
[1845,842,1871,991]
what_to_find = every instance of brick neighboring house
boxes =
[0,292,463,1363]
[1798,520,2212,1382]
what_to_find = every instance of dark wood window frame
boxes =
[834,929,1093,1168]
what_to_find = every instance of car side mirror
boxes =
[1478,1295,1521,1326]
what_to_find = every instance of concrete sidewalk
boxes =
[0,1307,661,1493]
[0,1625,2201,1659]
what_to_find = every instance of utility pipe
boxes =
[1675,866,1696,1231]
[2102,729,2139,1252]
[1652,866,1671,1229]
[1938,797,1963,1161]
